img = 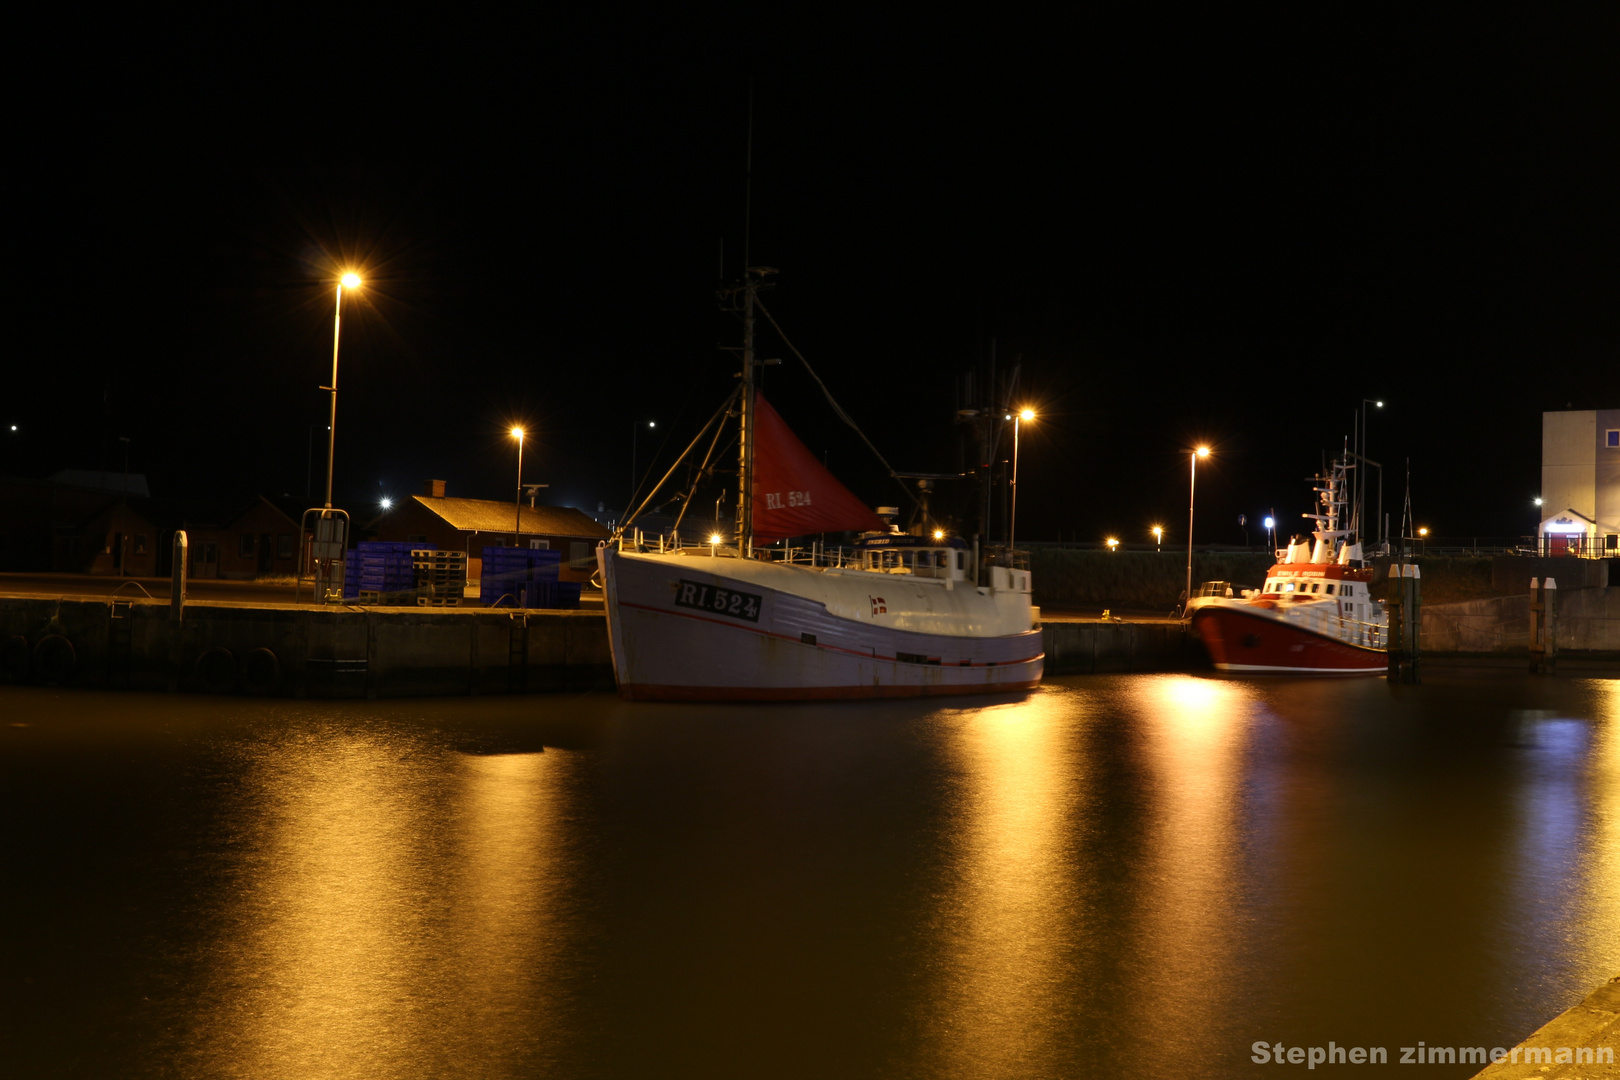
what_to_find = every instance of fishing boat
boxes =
[596,268,1043,700]
[1189,452,1387,675]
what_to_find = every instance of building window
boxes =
[134,535,148,554]
[529,538,550,550]
[569,541,592,568]
[278,534,294,559]
[1607,429,1619,449]
[240,533,255,558]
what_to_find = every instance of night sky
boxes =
[11,11,1615,545]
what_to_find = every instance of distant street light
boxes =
[380,497,392,510]
[1263,514,1276,556]
[1533,497,1543,507]
[322,272,362,509]
[511,427,526,545]
[1151,525,1163,552]
[1106,537,1119,552]
[1185,446,1210,615]
[1010,408,1035,548]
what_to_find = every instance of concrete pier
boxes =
[1470,974,1619,1079]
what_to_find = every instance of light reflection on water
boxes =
[2,674,1617,1079]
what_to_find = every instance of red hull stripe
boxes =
[620,679,1042,702]
[617,599,1044,668]
[1193,605,1384,674]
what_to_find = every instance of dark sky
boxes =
[10,11,1616,545]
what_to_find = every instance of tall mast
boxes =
[736,89,756,555]
[738,272,755,554]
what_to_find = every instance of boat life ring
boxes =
[242,647,280,696]
[34,634,76,685]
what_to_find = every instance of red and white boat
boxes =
[596,269,1042,701]
[1189,454,1387,675]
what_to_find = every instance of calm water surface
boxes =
[2,673,1617,1078]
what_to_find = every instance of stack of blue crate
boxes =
[342,557,362,599]
[481,546,562,607]
[358,541,427,602]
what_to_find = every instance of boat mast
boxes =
[737,91,756,556]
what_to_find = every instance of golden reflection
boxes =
[219,735,439,1079]
[922,688,1082,1076]
[1578,680,1620,980]
[200,737,565,1080]
[1126,676,1251,1041]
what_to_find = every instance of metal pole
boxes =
[630,422,637,507]
[514,432,524,545]
[324,282,344,509]
[1185,450,1197,613]
[1009,415,1020,549]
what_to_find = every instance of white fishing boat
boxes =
[596,269,1043,700]
[1189,450,1389,675]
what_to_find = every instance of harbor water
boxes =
[3,673,1617,1078]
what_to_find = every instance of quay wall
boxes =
[0,595,1199,695]
[1422,589,1620,653]
[0,597,613,698]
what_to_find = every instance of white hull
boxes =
[598,547,1044,700]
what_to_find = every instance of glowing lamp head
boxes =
[1534,497,1543,506]
[708,533,722,545]
[1019,408,1035,421]
[1375,400,1384,408]
[510,426,524,439]
[1418,527,1429,537]
[1106,537,1119,550]
[341,273,361,289]
[1263,516,1275,529]
[1195,446,1210,458]
[933,529,945,540]
[380,497,392,510]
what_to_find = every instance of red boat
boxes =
[1189,453,1387,675]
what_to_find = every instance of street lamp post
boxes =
[1152,525,1163,553]
[1185,446,1210,615]
[1264,513,1276,556]
[323,273,361,509]
[511,427,525,546]
[1010,408,1034,548]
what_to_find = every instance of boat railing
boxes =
[981,545,1031,571]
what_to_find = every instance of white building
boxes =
[1540,409,1620,555]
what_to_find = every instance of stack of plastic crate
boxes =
[342,558,362,600]
[480,546,563,607]
[356,541,420,603]
[412,548,464,605]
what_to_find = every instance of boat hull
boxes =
[1191,605,1385,675]
[600,548,1044,700]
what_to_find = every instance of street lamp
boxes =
[1185,446,1210,615]
[1151,525,1163,552]
[511,427,525,546]
[1106,537,1119,552]
[322,272,362,509]
[1010,408,1035,548]
[1263,514,1276,556]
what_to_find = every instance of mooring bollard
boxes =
[1529,576,1557,674]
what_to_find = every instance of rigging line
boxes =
[671,402,735,537]
[616,386,741,540]
[753,296,923,511]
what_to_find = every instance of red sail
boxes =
[751,392,885,542]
